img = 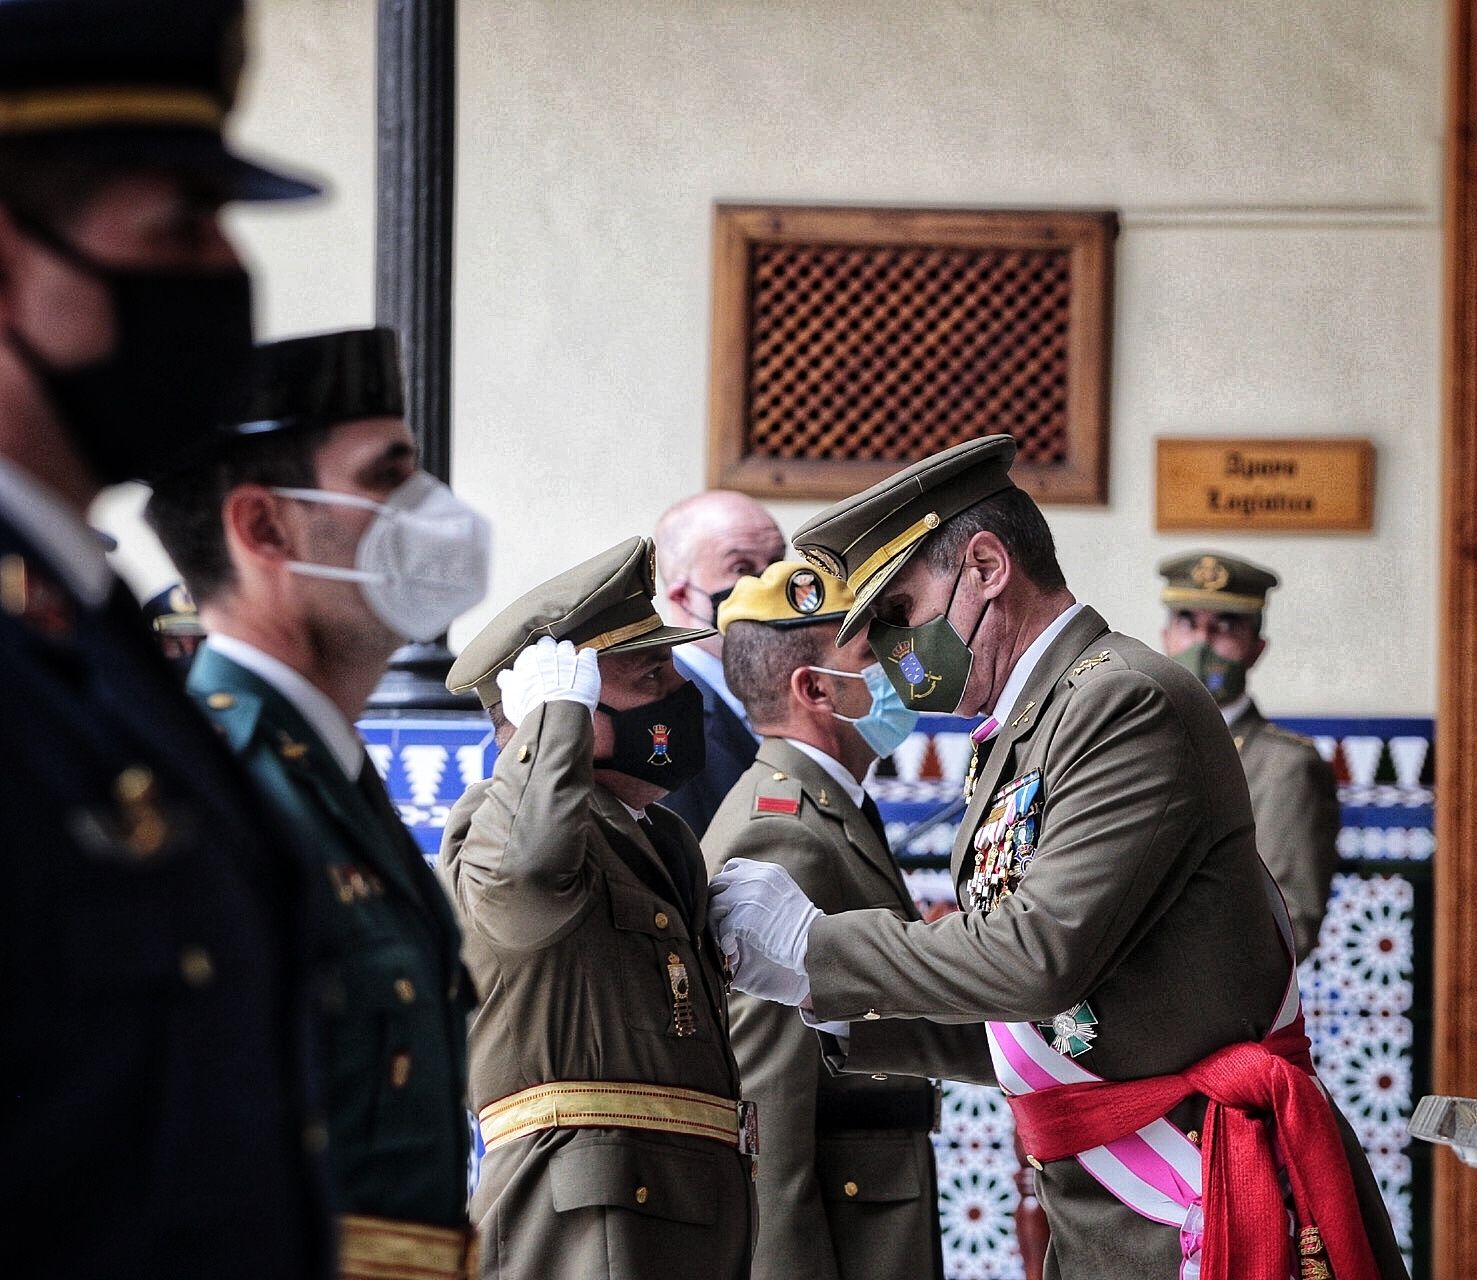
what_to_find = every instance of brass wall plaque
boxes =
[1155,437,1374,532]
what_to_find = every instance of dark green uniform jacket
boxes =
[190,645,472,1227]
[705,738,990,1280]
[804,607,1406,1280]
[1230,701,1340,962]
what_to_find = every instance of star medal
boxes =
[1041,1001,1098,1057]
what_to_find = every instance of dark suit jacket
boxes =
[0,515,331,1280]
[662,655,758,836]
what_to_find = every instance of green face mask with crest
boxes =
[866,555,986,714]
[1171,641,1248,706]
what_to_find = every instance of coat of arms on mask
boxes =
[965,769,1042,915]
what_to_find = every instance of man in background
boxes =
[0,1,333,1275]
[1158,551,1340,961]
[653,489,785,833]
[146,327,488,1278]
[706,560,988,1280]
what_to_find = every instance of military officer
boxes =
[1159,552,1340,961]
[0,2,332,1276]
[440,536,756,1280]
[709,437,1405,1280]
[145,328,488,1278]
[705,559,990,1280]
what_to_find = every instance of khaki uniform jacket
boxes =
[804,607,1406,1280]
[1230,701,1340,962]
[705,739,990,1280]
[440,700,754,1280]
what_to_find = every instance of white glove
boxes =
[495,637,602,727]
[726,941,812,1006]
[708,857,822,973]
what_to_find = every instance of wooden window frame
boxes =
[706,203,1118,503]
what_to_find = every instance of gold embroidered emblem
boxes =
[1011,700,1036,728]
[1072,651,1112,677]
[1191,555,1230,592]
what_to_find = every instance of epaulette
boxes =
[750,771,804,820]
[1265,723,1316,749]
[1064,647,1125,686]
[190,685,266,755]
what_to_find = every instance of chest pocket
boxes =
[608,880,711,1041]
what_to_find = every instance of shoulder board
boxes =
[189,685,266,755]
[1065,647,1125,685]
[1264,723,1316,749]
[751,775,804,820]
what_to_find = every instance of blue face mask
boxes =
[808,662,921,758]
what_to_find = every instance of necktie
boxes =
[639,815,696,919]
[859,790,892,852]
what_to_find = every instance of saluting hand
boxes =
[496,636,602,727]
[708,858,822,1007]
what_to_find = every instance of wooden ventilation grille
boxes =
[708,205,1117,503]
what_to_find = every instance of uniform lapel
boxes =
[591,784,688,911]
[948,606,1112,886]
[1229,699,1267,754]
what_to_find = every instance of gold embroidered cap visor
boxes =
[447,535,714,709]
[715,559,853,634]
[792,435,1019,644]
[1157,550,1280,616]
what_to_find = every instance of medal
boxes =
[667,952,696,1037]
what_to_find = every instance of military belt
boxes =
[815,1081,943,1135]
[338,1214,479,1280]
[479,1080,759,1154]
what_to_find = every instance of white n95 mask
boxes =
[272,472,491,641]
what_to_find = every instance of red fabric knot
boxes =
[1009,1019,1380,1280]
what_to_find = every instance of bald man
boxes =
[654,490,786,834]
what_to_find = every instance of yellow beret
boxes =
[716,560,853,635]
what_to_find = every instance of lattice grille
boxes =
[745,242,1073,465]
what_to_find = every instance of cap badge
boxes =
[800,546,845,579]
[786,569,824,616]
[1191,556,1230,592]
[889,638,942,701]
[647,723,672,766]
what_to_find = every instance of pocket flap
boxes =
[549,1134,718,1225]
[608,878,688,940]
[816,1135,923,1203]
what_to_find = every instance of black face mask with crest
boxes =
[594,680,707,788]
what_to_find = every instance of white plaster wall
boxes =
[102,0,1445,715]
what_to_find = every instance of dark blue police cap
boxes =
[0,0,319,201]
[232,328,405,437]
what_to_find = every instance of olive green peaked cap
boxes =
[791,435,1018,643]
[447,535,714,709]
[1157,551,1280,615]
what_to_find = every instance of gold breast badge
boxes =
[667,953,696,1037]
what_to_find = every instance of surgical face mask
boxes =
[865,555,987,714]
[807,661,921,758]
[5,216,254,485]
[1172,641,1248,706]
[272,471,491,641]
[595,679,707,790]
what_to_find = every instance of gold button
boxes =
[871,1073,888,1081]
[843,1180,859,1198]
[863,1010,880,1021]
[771,772,787,781]
[179,946,214,988]
[924,511,940,529]
[113,765,156,805]
[1187,1130,1200,1146]
[206,692,235,710]
[654,911,669,929]
[394,978,416,1003]
[389,1050,413,1088]
[517,745,530,763]
[635,1185,648,1205]
[1027,1154,1043,1171]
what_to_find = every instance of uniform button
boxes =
[1026,1154,1043,1171]
[517,745,531,763]
[206,691,235,710]
[389,1050,413,1088]
[113,765,157,804]
[871,1074,888,1081]
[771,772,787,781]
[179,946,214,988]
[863,1010,880,1021]
[303,1121,329,1154]
[654,911,669,929]
[394,978,416,1004]
[1187,1130,1200,1146]
[843,1181,859,1198]
[634,1185,649,1205]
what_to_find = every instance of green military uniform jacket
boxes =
[189,646,472,1228]
[705,738,989,1280]
[440,700,754,1280]
[803,607,1406,1280]
[1230,701,1341,962]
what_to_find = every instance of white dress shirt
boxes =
[204,634,365,779]
[783,738,866,809]
[985,601,1086,730]
[1218,693,1252,727]
[0,458,112,608]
